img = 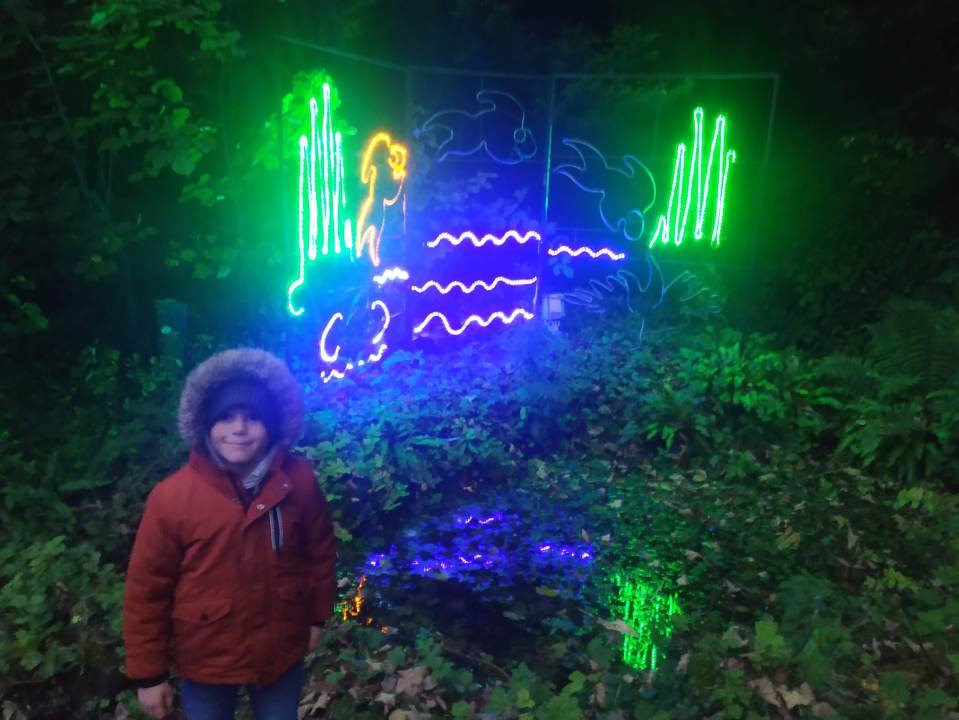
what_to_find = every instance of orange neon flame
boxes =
[341,575,367,621]
[355,132,408,267]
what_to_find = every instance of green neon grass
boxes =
[288,82,349,317]
[611,572,682,670]
[649,107,736,249]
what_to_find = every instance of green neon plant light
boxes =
[649,107,736,249]
[611,572,682,670]
[288,82,350,317]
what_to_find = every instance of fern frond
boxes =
[814,354,877,396]
[867,300,959,394]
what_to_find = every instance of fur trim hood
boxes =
[177,348,304,449]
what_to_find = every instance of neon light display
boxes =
[455,512,504,527]
[415,90,537,165]
[305,84,349,259]
[319,312,344,363]
[548,245,626,261]
[341,575,367,621]
[426,230,541,249]
[413,308,535,336]
[564,270,658,317]
[318,301,391,383]
[611,573,682,671]
[284,78,743,375]
[411,277,537,295]
[321,343,389,384]
[288,82,349,316]
[554,139,656,241]
[372,267,410,285]
[649,107,736,249]
[362,505,594,590]
[371,300,390,345]
[355,132,409,267]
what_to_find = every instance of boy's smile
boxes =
[209,407,270,473]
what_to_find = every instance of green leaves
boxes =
[753,618,791,669]
[151,79,183,104]
[879,671,910,706]
[0,537,123,683]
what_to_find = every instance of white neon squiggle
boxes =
[302,85,349,261]
[426,230,541,249]
[372,267,410,285]
[319,312,344,363]
[413,308,534,336]
[411,277,537,295]
[307,98,319,260]
[321,344,388,383]
[288,135,309,316]
[548,245,626,261]
[371,300,390,345]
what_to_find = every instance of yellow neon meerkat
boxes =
[355,132,408,267]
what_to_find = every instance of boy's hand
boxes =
[138,681,174,719]
[308,625,325,651]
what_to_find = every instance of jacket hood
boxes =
[178,348,304,449]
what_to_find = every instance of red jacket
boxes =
[123,449,336,686]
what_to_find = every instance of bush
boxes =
[0,536,124,715]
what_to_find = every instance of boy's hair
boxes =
[203,377,280,440]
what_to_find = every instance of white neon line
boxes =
[411,277,537,294]
[321,344,388,384]
[413,308,534,336]
[372,267,410,284]
[371,300,390,345]
[548,245,626,260]
[426,230,541,249]
[319,312,344,363]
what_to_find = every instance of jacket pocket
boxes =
[172,597,232,625]
[171,597,233,665]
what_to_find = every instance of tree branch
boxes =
[24,30,110,218]
[0,112,60,128]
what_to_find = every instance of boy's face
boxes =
[209,407,270,469]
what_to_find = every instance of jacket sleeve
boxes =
[123,483,182,680]
[303,469,337,624]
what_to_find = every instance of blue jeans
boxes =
[179,661,305,720]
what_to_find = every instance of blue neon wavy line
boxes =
[426,230,541,249]
[411,277,537,295]
[413,308,534,336]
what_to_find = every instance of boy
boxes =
[123,348,336,720]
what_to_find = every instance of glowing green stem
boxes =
[650,107,736,249]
